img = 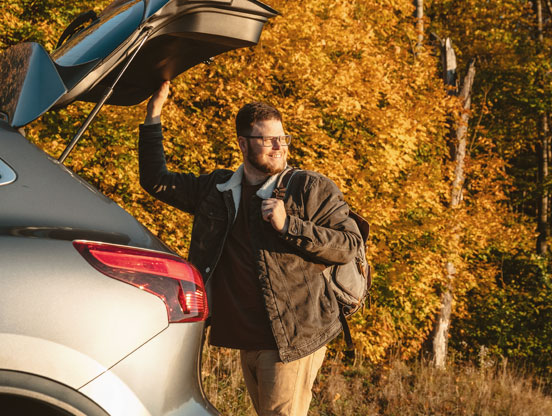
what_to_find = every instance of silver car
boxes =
[0,0,276,414]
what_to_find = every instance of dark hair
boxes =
[235,102,282,136]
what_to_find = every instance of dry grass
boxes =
[202,344,552,416]
[202,344,255,416]
[313,355,552,416]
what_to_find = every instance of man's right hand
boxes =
[144,81,170,125]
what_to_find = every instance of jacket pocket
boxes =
[298,263,335,323]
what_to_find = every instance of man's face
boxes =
[240,118,288,176]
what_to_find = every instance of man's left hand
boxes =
[262,198,289,234]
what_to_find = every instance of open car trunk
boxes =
[0,0,277,128]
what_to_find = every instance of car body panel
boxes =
[0,370,110,415]
[80,324,217,416]
[0,123,167,250]
[144,0,172,19]
[0,237,169,388]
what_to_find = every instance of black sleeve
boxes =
[138,123,214,214]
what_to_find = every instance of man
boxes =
[138,81,362,416]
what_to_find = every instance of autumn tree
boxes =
[427,0,552,373]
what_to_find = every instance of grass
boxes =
[202,345,255,415]
[312,354,552,416]
[202,344,552,415]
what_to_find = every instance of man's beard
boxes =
[246,142,286,175]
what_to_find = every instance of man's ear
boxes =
[238,136,248,155]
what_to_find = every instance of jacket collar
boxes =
[216,164,244,193]
[216,164,290,218]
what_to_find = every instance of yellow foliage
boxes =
[1,0,539,364]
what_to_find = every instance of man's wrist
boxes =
[279,216,290,235]
[144,114,161,125]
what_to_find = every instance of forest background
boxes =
[2,0,552,414]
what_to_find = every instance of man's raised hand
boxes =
[145,81,170,125]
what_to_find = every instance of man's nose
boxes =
[271,138,282,149]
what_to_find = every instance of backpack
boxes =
[273,168,372,351]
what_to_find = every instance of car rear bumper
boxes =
[79,322,219,416]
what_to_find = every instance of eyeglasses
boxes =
[242,135,292,147]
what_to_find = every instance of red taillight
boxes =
[73,240,208,323]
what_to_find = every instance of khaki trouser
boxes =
[240,346,326,416]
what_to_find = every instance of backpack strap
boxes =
[339,312,354,348]
[272,167,300,200]
[339,312,356,359]
[349,210,370,244]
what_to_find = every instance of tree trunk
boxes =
[433,38,476,369]
[441,38,457,88]
[416,0,424,48]
[537,114,550,255]
[536,0,549,255]
[433,263,454,368]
